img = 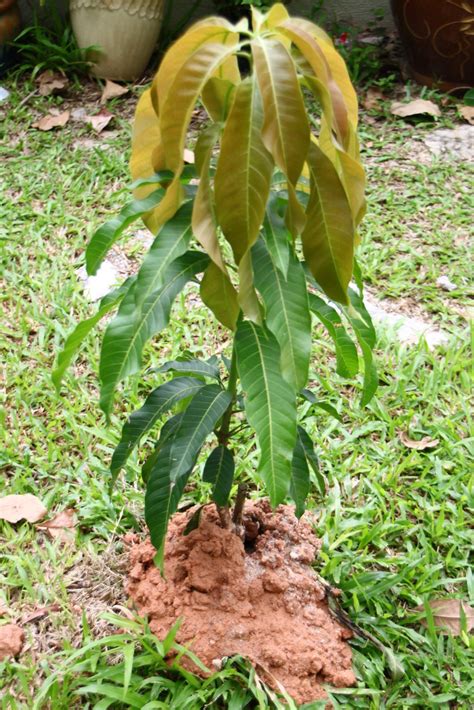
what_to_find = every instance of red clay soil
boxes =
[127,501,355,705]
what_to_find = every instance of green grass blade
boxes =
[235,320,297,505]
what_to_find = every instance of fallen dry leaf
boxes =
[390,99,441,118]
[0,494,47,523]
[364,87,385,111]
[416,599,474,635]
[100,79,129,104]
[399,432,439,450]
[0,624,24,660]
[458,105,474,125]
[36,70,69,97]
[37,508,77,543]
[22,603,61,624]
[86,110,113,133]
[32,110,70,131]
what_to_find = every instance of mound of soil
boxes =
[127,501,355,705]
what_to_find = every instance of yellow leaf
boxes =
[215,76,273,263]
[130,89,161,199]
[200,262,239,331]
[278,17,358,129]
[252,36,309,235]
[160,42,242,173]
[277,20,350,146]
[302,143,354,304]
[192,124,227,272]
[151,18,239,116]
[238,251,262,324]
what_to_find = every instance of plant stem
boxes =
[217,346,238,447]
[232,483,247,527]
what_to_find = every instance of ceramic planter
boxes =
[0,0,21,69]
[390,0,474,91]
[70,0,165,81]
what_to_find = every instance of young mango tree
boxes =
[55,3,376,566]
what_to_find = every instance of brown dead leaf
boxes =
[100,79,129,104]
[184,148,195,163]
[390,99,441,118]
[0,600,9,616]
[32,110,70,131]
[458,105,474,125]
[22,603,61,624]
[364,87,385,110]
[0,494,47,523]
[399,432,439,450]
[86,110,114,133]
[0,624,24,660]
[35,70,69,97]
[416,599,474,635]
[37,509,77,543]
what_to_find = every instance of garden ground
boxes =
[0,76,473,708]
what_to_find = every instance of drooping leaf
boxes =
[183,506,204,535]
[300,390,343,422]
[297,424,325,495]
[202,445,235,507]
[128,200,194,311]
[145,385,232,556]
[252,36,309,236]
[309,293,359,378]
[200,262,240,331]
[110,377,205,478]
[201,77,236,122]
[52,276,135,390]
[86,189,164,276]
[238,250,262,324]
[192,124,227,272]
[347,286,376,349]
[99,251,210,416]
[290,435,310,518]
[129,88,162,199]
[342,301,378,406]
[159,356,221,381]
[302,142,354,304]
[235,321,297,505]
[262,193,291,276]
[215,76,273,263]
[252,239,311,391]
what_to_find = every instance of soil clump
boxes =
[127,501,355,704]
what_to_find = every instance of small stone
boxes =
[77,260,119,302]
[0,624,25,660]
[436,275,457,292]
[262,571,289,593]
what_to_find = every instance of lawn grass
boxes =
[1,78,473,709]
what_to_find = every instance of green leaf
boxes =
[202,445,235,507]
[145,385,232,555]
[348,286,376,349]
[52,276,135,390]
[130,200,194,311]
[110,377,205,478]
[159,356,221,381]
[300,390,343,422]
[297,424,325,495]
[262,193,291,276]
[290,435,310,518]
[302,142,354,304]
[215,75,273,263]
[235,321,297,505]
[309,292,359,378]
[252,239,311,392]
[99,251,210,416]
[86,188,164,276]
[200,261,240,331]
[183,506,204,535]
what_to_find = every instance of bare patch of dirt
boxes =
[127,501,355,705]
